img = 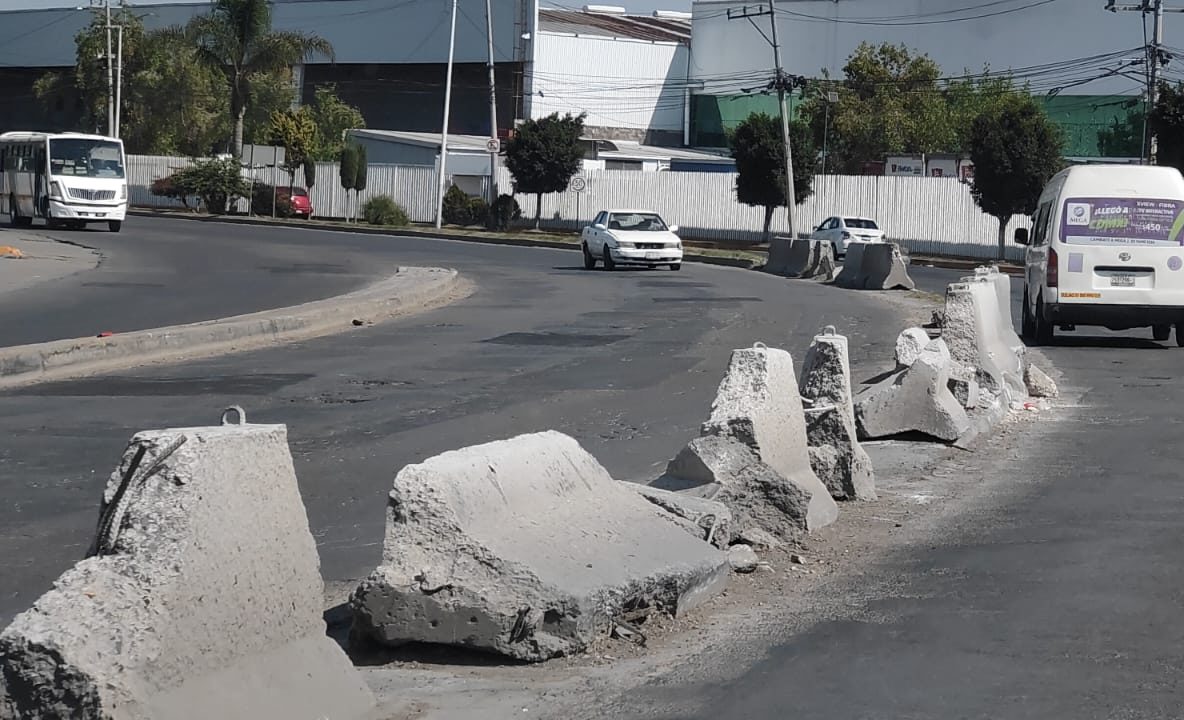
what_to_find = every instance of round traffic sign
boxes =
[486,138,501,153]
[569,176,587,192]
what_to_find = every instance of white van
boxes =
[1015,164,1184,345]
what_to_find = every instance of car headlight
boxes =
[49,182,63,199]
[120,184,127,200]
[617,241,634,249]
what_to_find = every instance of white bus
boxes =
[0,131,127,232]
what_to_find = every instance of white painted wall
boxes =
[529,32,690,132]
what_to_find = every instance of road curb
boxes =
[127,209,760,269]
[0,266,466,389]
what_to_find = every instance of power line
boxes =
[772,0,1064,26]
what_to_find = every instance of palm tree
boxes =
[188,0,333,158]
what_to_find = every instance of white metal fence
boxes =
[127,154,1029,261]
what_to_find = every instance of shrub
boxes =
[251,182,293,218]
[150,173,192,209]
[170,158,250,214]
[363,194,409,226]
[466,197,489,227]
[486,193,522,231]
[441,184,473,225]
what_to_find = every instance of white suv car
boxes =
[581,209,684,271]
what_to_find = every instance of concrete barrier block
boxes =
[658,435,827,535]
[798,328,875,501]
[943,280,1025,401]
[350,431,729,662]
[763,236,796,276]
[701,344,838,529]
[834,243,915,291]
[855,338,971,442]
[0,419,375,720]
[631,484,733,549]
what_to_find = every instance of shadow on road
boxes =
[1025,336,1168,350]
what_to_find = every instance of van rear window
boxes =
[1061,197,1184,246]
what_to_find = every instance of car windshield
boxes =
[291,188,308,197]
[49,139,124,178]
[844,218,879,229]
[608,212,667,231]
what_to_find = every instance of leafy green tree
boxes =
[504,112,586,228]
[943,72,1030,155]
[730,112,815,241]
[188,0,333,157]
[307,85,366,161]
[171,157,250,213]
[968,99,1065,259]
[1152,81,1184,171]
[268,107,317,187]
[1097,106,1146,159]
[798,43,950,172]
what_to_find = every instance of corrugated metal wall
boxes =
[530,33,689,133]
[128,155,1028,260]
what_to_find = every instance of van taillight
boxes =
[1047,247,1059,288]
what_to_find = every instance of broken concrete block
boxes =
[698,344,838,531]
[799,327,857,415]
[806,407,877,501]
[655,435,832,537]
[631,483,732,549]
[895,327,932,369]
[1025,364,1059,398]
[834,243,915,290]
[944,280,1025,402]
[799,330,876,501]
[350,431,729,663]
[0,421,375,720]
[737,527,782,550]
[854,338,972,442]
[727,545,760,573]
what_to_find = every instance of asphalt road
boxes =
[0,217,921,625]
[591,270,1184,719]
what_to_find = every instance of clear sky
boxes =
[0,0,693,10]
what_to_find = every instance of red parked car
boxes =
[276,186,313,218]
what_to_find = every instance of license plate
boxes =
[1110,273,1135,287]
[645,251,661,260]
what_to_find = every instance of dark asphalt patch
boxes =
[7,373,314,397]
[81,282,167,289]
[258,263,350,274]
[482,332,630,347]
[651,296,763,303]
[638,280,715,288]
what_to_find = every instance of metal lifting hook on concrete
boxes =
[221,405,247,426]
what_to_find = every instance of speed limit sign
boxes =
[569,176,587,193]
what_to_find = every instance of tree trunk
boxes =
[763,205,775,244]
[231,82,246,159]
[997,217,1008,261]
[534,193,542,230]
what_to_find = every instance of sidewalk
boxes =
[0,229,101,296]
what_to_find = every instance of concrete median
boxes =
[0,266,466,389]
[833,242,915,291]
[0,414,375,720]
[349,430,729,663]
[943,274,1025,402]
[855,338,971,442]
[764,239,836,280]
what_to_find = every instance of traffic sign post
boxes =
[569,175,586,226]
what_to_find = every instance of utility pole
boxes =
[485,0,500,204]
[1107,0,1184,164]
[727,3,800,239]
[114,24,123,138]
[92,0,115,137]
[435,0,459,230]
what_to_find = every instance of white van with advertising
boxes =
[1015,164,1184,345]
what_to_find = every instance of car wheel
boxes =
[602,246,616,271]
[669,263,681,271]
[582,243,596,270]
[108,220,122,233]
[1033,297,1054,346]
[1021,286,1035,340]
[1154,324,1172,342]
[1176,324,1184,347]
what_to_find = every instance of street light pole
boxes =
[114,24,123,138]
[435,0,459,230]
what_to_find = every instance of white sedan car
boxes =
[581,209,684,271]
[810,216,885,257]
